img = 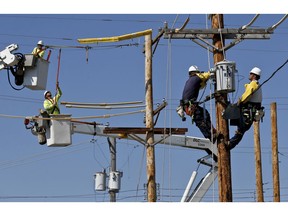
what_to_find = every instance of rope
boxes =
[206,14,216,202]
[217,15,226,60]
[163,14,181,201]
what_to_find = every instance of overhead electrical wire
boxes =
[0,140,94,171]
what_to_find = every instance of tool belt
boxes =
[180,99,198,117]
[224,102,264,126]
[241,102,264,123]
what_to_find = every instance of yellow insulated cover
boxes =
[78,29,152,44]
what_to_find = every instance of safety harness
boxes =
[180,99,198,117]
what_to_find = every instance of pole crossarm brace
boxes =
[153,101,167,116]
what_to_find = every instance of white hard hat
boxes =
[188,65,199,72]
[250,67,261,76]
[37,40,44,46]
[44,90,51,98]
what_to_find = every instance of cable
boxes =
[92,139,107,169]
[247,58,288,99]
[135,145,146,201]
[259,58,288,89]
[0,140,93,170]
[166,23,174,202]
[5,52,26,91]
[6,68,25,90]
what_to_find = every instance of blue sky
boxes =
[0,10,287,213]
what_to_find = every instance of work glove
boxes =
[209,67,216,80]
[176,106,186,121]
[209,67,216,73]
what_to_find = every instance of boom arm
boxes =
[71,122,218,158]
[0,44,20,70]
[26,114,218,201]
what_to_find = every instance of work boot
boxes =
[212,131,219,143]
[211,129,219,143]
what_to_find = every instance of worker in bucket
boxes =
[228,67,264,150]
[43,83,62,115]
[32,40,47,58]
[177,65,217,143]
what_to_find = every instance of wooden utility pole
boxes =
[145,33,156,202]
[211,14,233,202]
[253,121,264,202]
[271,102,280,202]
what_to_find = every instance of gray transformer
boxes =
[215,60,237,93]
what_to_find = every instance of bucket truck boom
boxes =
[25,113,218,201]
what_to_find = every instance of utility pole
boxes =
[145,33,156,202]
[253,121,264,202]
[271,102,280,202]
[211,14,233,202]
[108,137,117,202]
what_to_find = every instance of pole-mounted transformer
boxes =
[215,60,237,93]
[94,171,107,191]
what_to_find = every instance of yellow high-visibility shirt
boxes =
[32,47,45,58]
[196,72,211,89]
[43,88,62,114]
[239,80,262,104]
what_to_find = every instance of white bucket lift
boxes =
[215,60,236,93]
[94,171,107,191]
[46,114,72,147]
[23,54,49,90]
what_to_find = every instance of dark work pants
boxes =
[192,105,215,141]
[229,109,253,150]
